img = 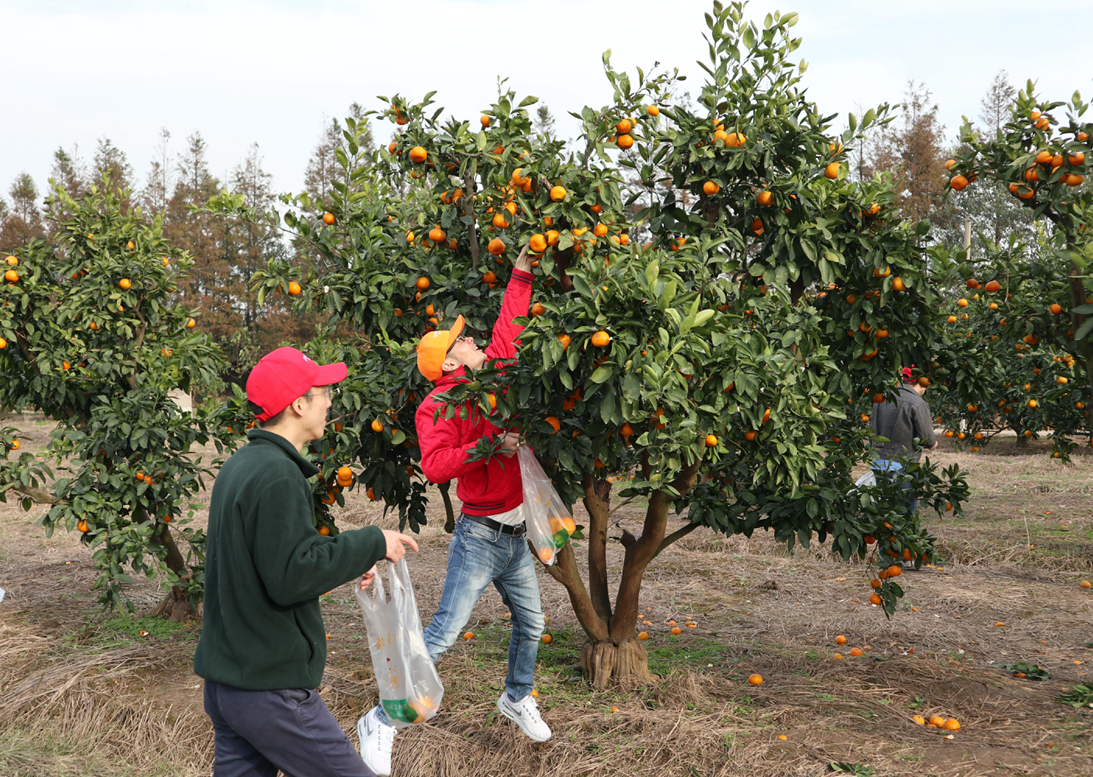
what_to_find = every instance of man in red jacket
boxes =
[358,246,549,776]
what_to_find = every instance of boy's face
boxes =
[443,334,487,372]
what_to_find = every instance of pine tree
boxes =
[140,128,174,217]
[93,138,134,208]
[866,82,952,227]
[0,173,45,251]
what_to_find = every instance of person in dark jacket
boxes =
[358,246,549,777]
[194,346,418,777]
[868,367,939,513]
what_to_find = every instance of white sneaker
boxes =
[357,707,397,776]
[497,691,552,742]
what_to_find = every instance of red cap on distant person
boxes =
[246,347,347,421]
[902,366,915,382]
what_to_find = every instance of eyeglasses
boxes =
[304,386,339,400]
[447,335,473,353]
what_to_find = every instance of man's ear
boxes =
[441,355,460,373]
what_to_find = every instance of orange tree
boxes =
[226,1,968,686]
[0,180,241,617]
[923,239,1089,458]
[941,83,1092,454]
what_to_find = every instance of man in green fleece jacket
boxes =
[194,346,418,777]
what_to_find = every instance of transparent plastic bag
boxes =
[517,446,575,566]
[355,559,444,728]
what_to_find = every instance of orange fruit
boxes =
[545,229,560,246]
[550,185,567,201]
[646,105,660,116]
[322,212,335,225]
[318,525,331,536]
[1080,580,1091,588]
[428,227,445,243]
[415,276,430,291]
[591,330,611,347]
[488,238,505,256]
[849,647,864,657]
[824,162,840,179]
[617,134,635,150]
[703,180,720,195]
[185,318,196,329]
[77,520,90,533]
[0,337,8,349]
[288,281,302,296]
[119,278,131,290]
[744,430,757,442]
[886,565,902,578]
[757,190,774,207]
[541,633,553,644]
[482,271,497,285]
[671,626,682,635]
[1069,151,1085,166]
[943,718,960,731]
[557,333,571,351]
[4,269,19,283]
[984,280,1001,293]
[545,416,561,434]
[638,631,649,640]
[950,175,968,190]
[531,302,546,317]
[594,223,608,237]
[529,234,547,253]
[705,434,718,447]
[747,674,763,685]
[869,594,882,606]
[409,146,427,163]
[835,635,847,645]
[463,631,475,640]
[725,132,746,147]
[4,255,16,266]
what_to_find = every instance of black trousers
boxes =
[203,679,375,777]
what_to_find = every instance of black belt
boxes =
[462,514,526,536]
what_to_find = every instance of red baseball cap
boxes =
[246,347,347,421]
[416,314,465,382]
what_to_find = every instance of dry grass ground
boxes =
[1,420,1091,777]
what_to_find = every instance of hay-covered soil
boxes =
[1,418,1091,777]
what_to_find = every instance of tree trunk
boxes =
[581,639,658,689]
[147,518,197,622]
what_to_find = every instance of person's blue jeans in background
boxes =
[374,514,544,725]
[872,459,919,514]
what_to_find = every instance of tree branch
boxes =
[583,473,613,624]
[542,540,608,641]
[462,170,480,271]
[653,521,700,559]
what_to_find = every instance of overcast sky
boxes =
[3,0,1092,206]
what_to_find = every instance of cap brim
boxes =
[444,315,465,351]
[314,362,348,385]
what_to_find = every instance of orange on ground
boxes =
[638,631,649,640]
[671,626,682,635]
[463,632,475,640]
[747,674,763,685]
[541,633,552,644]
[943,719,960,731]
[849,647,864,657]
[835,635,847,645]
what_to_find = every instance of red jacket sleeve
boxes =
[484,269,533,361]
[416,396,488,483]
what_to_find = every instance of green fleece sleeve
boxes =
[251,477,387,606]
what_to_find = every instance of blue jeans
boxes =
[872,463,919,514]
[374,514,544,725]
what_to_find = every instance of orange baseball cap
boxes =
[416,315,465,381]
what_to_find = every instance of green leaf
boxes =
[591,365,614,383]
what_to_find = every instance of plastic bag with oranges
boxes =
[355,559,444,728]
[517,446,575,566]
